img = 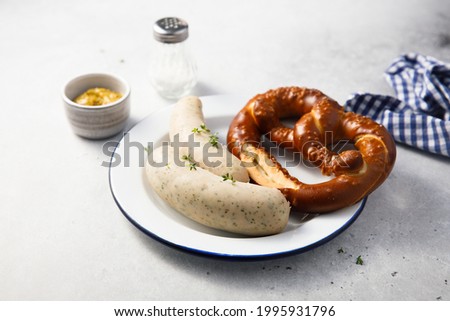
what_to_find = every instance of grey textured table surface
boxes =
[1,0,449,300]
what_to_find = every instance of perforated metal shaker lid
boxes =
[153,17,189,43]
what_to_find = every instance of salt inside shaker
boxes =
[149,17,198,100]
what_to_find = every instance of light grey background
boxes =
[1,0,449,300]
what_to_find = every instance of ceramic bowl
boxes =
[62,73,130,139]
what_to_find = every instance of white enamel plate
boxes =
[109,95,366,259]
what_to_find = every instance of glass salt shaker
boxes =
[149,17,198,100]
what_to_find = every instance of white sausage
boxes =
[169,96,249,183]
[146,146,290,236]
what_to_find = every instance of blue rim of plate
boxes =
[111,180,366,261]
[108,109,367,260]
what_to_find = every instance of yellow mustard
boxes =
[74,88,122,106]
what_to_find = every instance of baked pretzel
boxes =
[227,87,396,213]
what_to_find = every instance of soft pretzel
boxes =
[227,87,396,213]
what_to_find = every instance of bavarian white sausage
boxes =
[145,146,290,236]
[169,96,249,183]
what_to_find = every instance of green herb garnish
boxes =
[144,146,152,155]
[221,173,236,184]
[208,132,219,148]
[181,154,198,171]
[356,255,364,265]
[192,124,211,134]
[338,248,344,254]
[192,124,219,149]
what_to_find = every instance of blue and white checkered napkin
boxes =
[345,53,450,157]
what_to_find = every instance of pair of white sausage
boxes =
[145,97,290,236]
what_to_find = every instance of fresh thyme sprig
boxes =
[192,124,211,134]
[221,173,236,184]
[181,154,198,171]
[192,124,220,149]
[208,132,219,148]
[356,255,364,265]
[144,145,152,155]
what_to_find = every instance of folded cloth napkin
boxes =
[345,53,450,157]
